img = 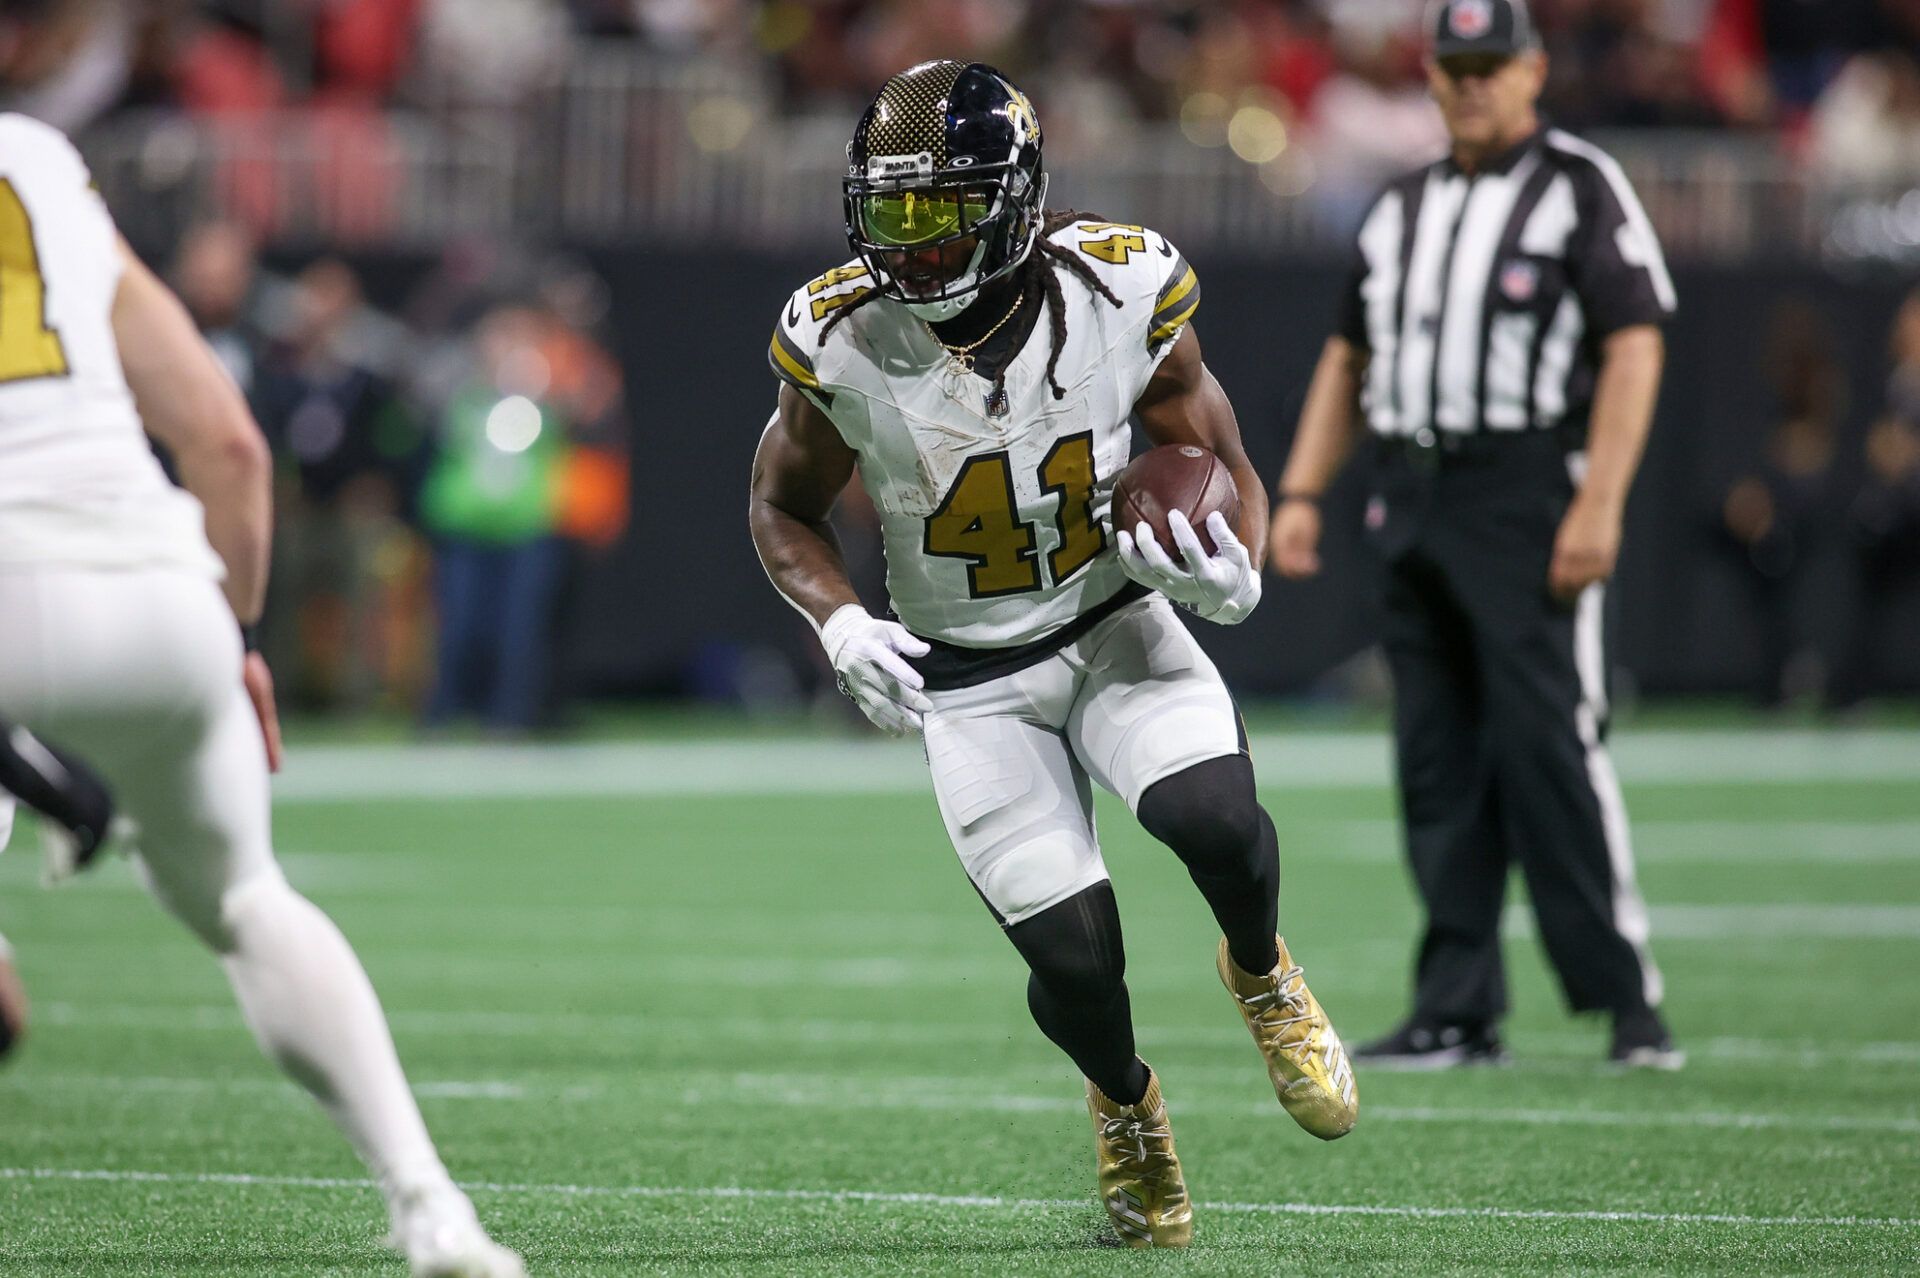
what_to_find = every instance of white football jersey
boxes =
[770,219,1201,648]
[0,114,221,577]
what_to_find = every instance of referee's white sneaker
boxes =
[387,1184,526,1278]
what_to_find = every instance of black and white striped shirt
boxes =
[1338,128,1676,439]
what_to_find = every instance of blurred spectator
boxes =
[538,262,630,553]
[420,304,573,734]
[1809,47,1920,184]
[0,0,141,133]
[1699,0,1878,127]
[1542,1,1725,129]
[1308,15,1446,231]
[253,258,426,712]
[1834,288,1920,703]
[417,0,568,106]
[538,261,632,721]
[1714,300,1846,705]
[172,219,265,392]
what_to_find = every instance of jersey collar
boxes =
[1443,128,1542,179]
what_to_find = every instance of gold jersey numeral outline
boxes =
[1040,432,1104,586]
[1078,231,1147,266]
[807,264,875,322]
[924,433,1105,600]
[0,178,71,384]
[923,451,1042,598]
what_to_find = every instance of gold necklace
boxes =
[927,292,1025,375]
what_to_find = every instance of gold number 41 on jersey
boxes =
[923,433,1106,599]
[1078,231,1147,265]
[0,178,71,384]
[807,264,874,322]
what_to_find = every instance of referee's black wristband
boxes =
[1277,491,1322,506]
[239,622,262,654]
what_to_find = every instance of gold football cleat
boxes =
[1218,936,1358,1140]
[1085,1070,1193,1249]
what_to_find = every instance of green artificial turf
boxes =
[1,728,1916,1275]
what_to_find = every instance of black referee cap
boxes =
[1430,0,1540,59]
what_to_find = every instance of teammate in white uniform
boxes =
[750,62,1359,1248]
[0,114,523,1278]
[0,714,129,1059]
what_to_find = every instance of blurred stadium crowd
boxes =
[5,1,1920,179]
[1723,290,1920,709]
[164,223,630,729]
[2,1,1918,720]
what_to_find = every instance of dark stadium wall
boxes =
[311,246,1920,702]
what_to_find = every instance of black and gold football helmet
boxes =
[842,60,1048,322]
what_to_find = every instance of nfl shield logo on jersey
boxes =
[1499,258,1538,303]
[1450,0,1494,39]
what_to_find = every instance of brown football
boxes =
[1112,444,1241,558]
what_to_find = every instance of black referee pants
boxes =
[1368,430,1662,1028]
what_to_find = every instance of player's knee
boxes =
[1028,950,1123,1013]
[1010,885,1128,1007]
[1137,755,1263,867]
[979,831,1098,924]
[159,867,290,953]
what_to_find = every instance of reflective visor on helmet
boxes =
[857,187,994,248]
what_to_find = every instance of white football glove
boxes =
[818,604,934,736]
[1115,509,1262,625]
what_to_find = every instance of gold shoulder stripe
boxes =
[1148,293,1200,349]
[768,322,821,390]
[1154,262,1197,316]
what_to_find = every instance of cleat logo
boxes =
[1109,1189,1152,1235]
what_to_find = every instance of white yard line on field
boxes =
[1,1165,1915,1231]
[261,729,1920,802]
[1504,904,1920,941]
[32,1000,1920,1066]
[1303,818,1920,864]
[9,1069,1918,1137]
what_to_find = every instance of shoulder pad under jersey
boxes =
[768,260,880,400]
[1044,219,1199,354]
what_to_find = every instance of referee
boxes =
[1270,0,1681,1069]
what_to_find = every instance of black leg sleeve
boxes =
[0,718,116,859]
[1004,882,1149,1105]
[1135,754,1280,975]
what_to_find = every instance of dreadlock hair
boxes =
[818,209,1127,404]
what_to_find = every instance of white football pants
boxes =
[922,595,1244,925]
[0,565,454,1201]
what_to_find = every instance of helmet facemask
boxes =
[844,156,1048,322]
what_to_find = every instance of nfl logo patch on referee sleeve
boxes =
[1499,258,1538,303]
[1451,0,1493,38]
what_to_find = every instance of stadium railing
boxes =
[80,43,1920,267]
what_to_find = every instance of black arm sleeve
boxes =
[1566,157,1676,336]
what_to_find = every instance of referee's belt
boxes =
[1372,424,1585,468]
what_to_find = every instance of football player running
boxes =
[0,115,523,1277]
[750,61,1357,1248]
